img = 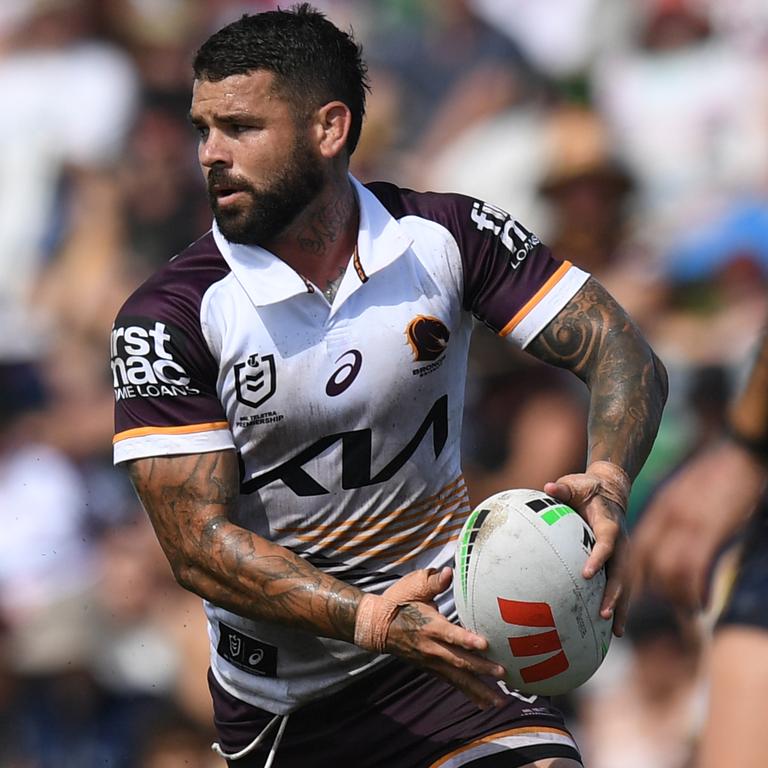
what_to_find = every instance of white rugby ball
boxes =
[454,488,612,696]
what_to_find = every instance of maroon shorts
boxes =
[208,659,582,767]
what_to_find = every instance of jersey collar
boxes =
[211,175,413,309]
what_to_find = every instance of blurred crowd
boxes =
[3,0,768,765]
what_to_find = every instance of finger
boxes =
[600,564,629,637]
[424,637,506,679]
[434,618,490,652]
[433,565,453,593]
[387,568,447,604]
[544,481,572,502]
[584,537,614,579]
[546,473,602,507]
[612,583,630,637]
[430,660,507,709]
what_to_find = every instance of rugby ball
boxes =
[453,488,612,696]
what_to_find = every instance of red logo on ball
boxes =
[497,598,569,683]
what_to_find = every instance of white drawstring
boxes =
[211,713,289,766]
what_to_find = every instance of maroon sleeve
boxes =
[112,234,229,440]
[366,182,566,334]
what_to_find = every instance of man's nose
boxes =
[199,130,232,168]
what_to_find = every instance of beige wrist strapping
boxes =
[354,569,434,653]
[587,460,631,513]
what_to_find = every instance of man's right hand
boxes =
[360,567,507,709]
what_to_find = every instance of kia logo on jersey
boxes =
[405,315,450,362]
[234,353,276,409]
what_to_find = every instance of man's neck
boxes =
[267,175,359,291]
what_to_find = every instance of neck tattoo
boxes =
[322,244,357,304]
[323,271,344,303]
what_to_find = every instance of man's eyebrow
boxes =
[188,112,257,126]
[216,112,259,124]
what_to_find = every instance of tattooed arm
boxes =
[526,277,668,633]
[528,277,667,476]
[128,450,363,637]
[127,450,506,708]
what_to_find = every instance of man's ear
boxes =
[313,101,352,159]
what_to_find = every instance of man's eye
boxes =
[195,125,209,140]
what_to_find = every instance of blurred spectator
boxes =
[118,101,210,277]
[367,0,538,183]
[579,593,703,768]
[0,362,94,629]
[535,104,668,331]
[593,0,768,247]
[135,704,220,768]
[470,0,634,80]
[462,337,588,508]
[0,0,138,357]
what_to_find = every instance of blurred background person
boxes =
[632,324,768,768]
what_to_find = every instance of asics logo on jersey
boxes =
[235,354,277,409]
[470,201,540,270]
[241,394,449,496]
[326,350,362,396]
[405,316,450,362]
[111,320,200,400]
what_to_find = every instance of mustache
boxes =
[207,169,255,195]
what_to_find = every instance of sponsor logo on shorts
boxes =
[111,319,200,400]
[217,622,277,677]
[405,315,450,366]
[497,598,570,683]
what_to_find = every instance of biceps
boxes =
[526,278,639,379]
[127,450,240,566]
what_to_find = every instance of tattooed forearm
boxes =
[527,278,668,479]
[128,451,363,640]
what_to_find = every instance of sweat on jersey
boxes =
[111,176,589,714]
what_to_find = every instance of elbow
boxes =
[169,555,206,596]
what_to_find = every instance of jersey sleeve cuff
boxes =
[113,424,235,464]
[500,263,590,348]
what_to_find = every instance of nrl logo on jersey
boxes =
[234,353,277,410]
[111,319,200,400]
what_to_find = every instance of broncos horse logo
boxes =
[405,315,450,362]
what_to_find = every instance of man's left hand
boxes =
[544,462,631,637]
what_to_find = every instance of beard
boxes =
[208,134,325,246]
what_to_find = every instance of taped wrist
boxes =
[353,594,400,653]
[587,460,631,513]
[353,570,435,653]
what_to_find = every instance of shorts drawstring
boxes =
[211,713,289,767]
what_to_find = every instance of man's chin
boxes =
[213,208,259,245]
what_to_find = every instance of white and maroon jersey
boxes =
[112,176,589,713]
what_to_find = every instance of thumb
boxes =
[545,474,600,507]
[384,567,451,604]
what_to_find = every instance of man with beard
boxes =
[111,5,667,767]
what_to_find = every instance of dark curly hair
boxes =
[193,3,370,155]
